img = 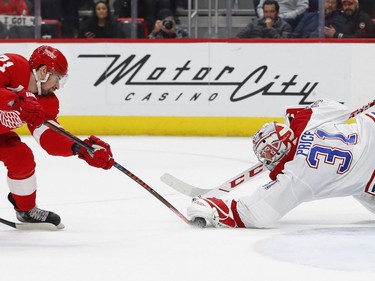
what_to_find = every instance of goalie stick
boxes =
[349,99,375,118]
[43,121,205,228]
[161,99,375,198]
[161,162,266,197]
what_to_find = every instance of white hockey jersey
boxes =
[238,99,375,228]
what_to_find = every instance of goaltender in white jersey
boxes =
[188,99,375,228]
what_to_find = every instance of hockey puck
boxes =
[191,217,206,228]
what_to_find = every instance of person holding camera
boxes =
[148,8,188,39]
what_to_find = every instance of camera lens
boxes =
[162,19,173,30]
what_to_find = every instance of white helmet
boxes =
[252,122,295,171]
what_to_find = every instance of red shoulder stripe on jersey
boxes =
[269,107,313,180]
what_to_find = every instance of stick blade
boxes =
[160,173,209,197]
[15,222,64,231]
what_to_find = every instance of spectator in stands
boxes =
[324,0,375,38]
[256,0,309,28]
[148,8,188,38]
[291,0,345,38]
[79,0,120,38]
[0,0,30,15]
[237,0,292,38]
[113,0,155,34]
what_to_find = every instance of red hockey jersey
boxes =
[0,52,74,156]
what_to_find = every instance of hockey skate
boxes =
[8,193,64,229]
[15,207,64,229]
[187,196,245,228]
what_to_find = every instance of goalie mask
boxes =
[253,122,295,171]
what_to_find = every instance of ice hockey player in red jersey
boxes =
[0,45,114,229]
[187,99,375,228]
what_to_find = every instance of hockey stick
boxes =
[349,99,375,118]
[43,121,205,228]
[161,99,375,198]
[0,217,60,231]
[161,162,266,197]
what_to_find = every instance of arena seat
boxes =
[117,18,149,38]
[41,19,62,38]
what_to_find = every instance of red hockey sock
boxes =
[8,191,36,211]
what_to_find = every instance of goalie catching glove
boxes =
[75,135,114,170]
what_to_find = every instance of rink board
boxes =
[19,116,283,136]
[1,40,372,136]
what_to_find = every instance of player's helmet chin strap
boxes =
[32,69,50,96]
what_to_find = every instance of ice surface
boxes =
[0,136,373,281]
